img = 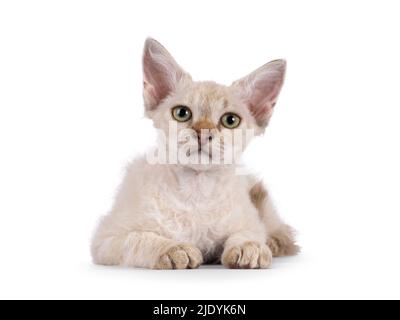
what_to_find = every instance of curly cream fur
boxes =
[91,38,298,269]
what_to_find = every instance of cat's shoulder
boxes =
[124,155,170,181]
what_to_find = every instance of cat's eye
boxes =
[172,105,192,122]
[221,113,241,129]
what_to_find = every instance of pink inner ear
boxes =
[142,38,191,110]
[143,81,160,109]
[241,88,274,127]
[143,52,173,108]
[251,84,280,124]
[232,60,285,127]
[249,103,271,123]
[142,41,172,109]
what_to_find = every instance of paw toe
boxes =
[154,254,173,270]
[222,242,272,269]
[154,244,203,270]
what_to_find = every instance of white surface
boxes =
[1,0,400,299]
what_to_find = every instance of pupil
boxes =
[227,115,235,124]
[178,108,187,117]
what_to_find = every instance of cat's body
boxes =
[91,39,298,269]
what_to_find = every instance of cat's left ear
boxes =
[231,59,286,128]
[143,38,192,110]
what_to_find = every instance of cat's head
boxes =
[143,38,286,171]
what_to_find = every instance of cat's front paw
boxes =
[154,244,203,270]
[222,241,272,269]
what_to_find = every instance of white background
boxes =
[1,0,400,300]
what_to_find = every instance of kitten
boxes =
[91,38,299,269]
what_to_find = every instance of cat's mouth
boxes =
[185,146,212,160]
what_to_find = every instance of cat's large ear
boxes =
[231,60,286,128]
[142,38,191,110]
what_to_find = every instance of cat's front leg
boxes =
[92,229,202,270]
[221,231,272,269]
[124,232,203,270]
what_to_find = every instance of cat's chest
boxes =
[148,171,245,253]
[152,172,237,241]
[159,171,235,213]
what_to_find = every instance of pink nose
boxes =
[192,119,216,145]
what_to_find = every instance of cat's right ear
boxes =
[142,38,191,110]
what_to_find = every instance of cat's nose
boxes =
[192,118,216,145]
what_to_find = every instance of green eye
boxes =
[172,105,192,122]
[221,113,241,129]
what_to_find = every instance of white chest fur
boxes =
[151,167,238,253]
